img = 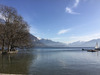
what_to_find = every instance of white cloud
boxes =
[65,0,80,14]
[65,7,80,14]
[74,0,80,7]
[58,29,70,35]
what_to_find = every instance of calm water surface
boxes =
[0,47,100,75]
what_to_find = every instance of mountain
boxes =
[30,34,67,47]
[68,38,100,47]
[29,34,46,47]
[39,39,67,47]
[67,41,85,47]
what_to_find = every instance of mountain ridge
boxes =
[30,34,67,47]
[30,34,100,47]
[68,38,100,47]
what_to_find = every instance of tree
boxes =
[0,23,6,51]
[0,5,32,52]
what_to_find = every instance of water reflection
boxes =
[0,51,36,74]
[1,48,100,75]
[29,48,100,75]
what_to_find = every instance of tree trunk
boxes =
[8,41,11,52]
[1,39,5,52]
[10,41,14,50]
[8,45,11,52]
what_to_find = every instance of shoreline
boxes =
[0,50,18,54]
[0,74,22,75]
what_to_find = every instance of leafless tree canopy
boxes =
[0,5,32,52]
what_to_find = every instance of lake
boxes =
[0,47,100,75]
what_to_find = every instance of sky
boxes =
[0,0,100,44]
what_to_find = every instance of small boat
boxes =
[87,42,100,52]
[95,42,100,50]
[82,48,84,50]
[87,50,98,52]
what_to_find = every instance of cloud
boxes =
[74,0,80,7]
[58,29,70,35]
[65,0,80,14]
[65,7,80,14]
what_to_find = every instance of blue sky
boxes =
[1,0,100,43]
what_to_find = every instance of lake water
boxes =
[1,47,100,75]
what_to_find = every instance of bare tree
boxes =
[0,5,32,52]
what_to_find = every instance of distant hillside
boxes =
[39,39,67,47]
[30,34,67,47]
[29,34,46,47]
[26,34,100,47]
[68,38,100,47]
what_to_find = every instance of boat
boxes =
[82,48,84,50]
[87,50,98,52]
[95,42,100,50]
[87,42,100,52]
